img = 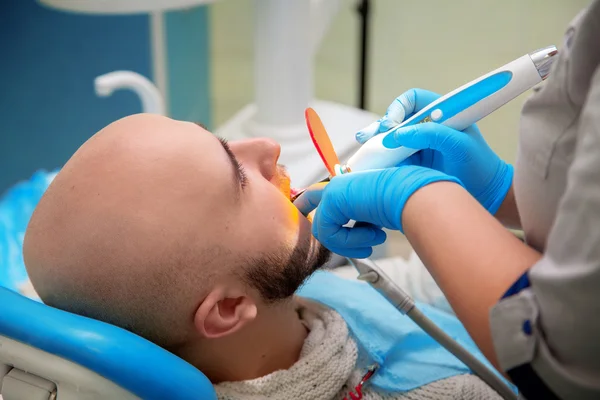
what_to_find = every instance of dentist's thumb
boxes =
[292,182,327,216]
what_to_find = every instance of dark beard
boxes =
[242,236,331,302]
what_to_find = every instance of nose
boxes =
[229,138,281,181]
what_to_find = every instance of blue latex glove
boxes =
[356,88,513,214]
[308,166,463,258]
[293,182,327,217]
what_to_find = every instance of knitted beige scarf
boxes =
[215,299,357,400]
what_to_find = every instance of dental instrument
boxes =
[341,45,557,173]
[347,257,519,400]
[292,45,558,202]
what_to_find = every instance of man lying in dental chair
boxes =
[23,114,501,400]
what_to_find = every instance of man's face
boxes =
[183,122,330,300]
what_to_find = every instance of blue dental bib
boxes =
[297,270,513,393]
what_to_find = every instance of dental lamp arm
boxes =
[402,181,542,372]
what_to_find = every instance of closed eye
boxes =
[218,137,248,190]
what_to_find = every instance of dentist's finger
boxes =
[353,221,383,231]
[312,210,387,250]
[356,89,442,144]
[379,88,441,131]
[313,223,387,250]
[328,245,375,259]
[292,182,328,216]
[388,122,469,154]
[355,120,381,144]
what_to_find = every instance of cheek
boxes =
[241,184,306,248]
[258,189,301,232]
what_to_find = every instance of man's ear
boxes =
[193,286,258,339]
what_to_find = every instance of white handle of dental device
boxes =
[346,53,546,172]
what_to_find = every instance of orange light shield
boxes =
[305,108,341,177]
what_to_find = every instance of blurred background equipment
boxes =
[0,0,588,265]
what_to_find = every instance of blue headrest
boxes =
[0,287,216,400]
[0,170,56,293]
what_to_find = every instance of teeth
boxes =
[289,187,303,202]
[290,187,305,199]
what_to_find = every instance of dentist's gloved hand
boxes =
[356,88,513,214]
[310,166,463,258]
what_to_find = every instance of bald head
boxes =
[24,114,234,346]
[24,114,328,351]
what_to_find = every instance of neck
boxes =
[181,299,307,383]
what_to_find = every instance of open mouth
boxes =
[276,165,300,202]
[290,187,302,201]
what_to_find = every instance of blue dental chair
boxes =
[0,287,217,400]
[0,171,217,399]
